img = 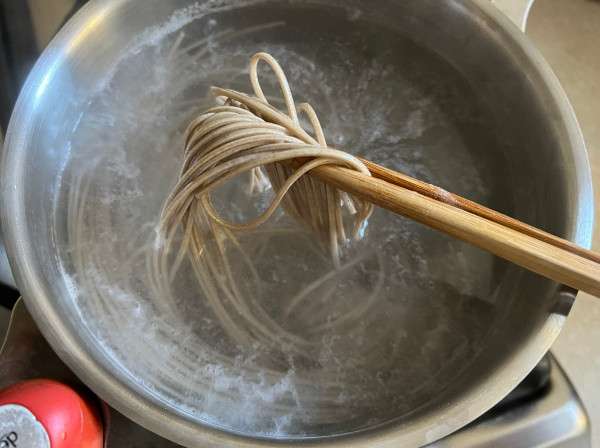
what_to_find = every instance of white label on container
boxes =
[0,404,50,448]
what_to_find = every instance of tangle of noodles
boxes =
[160,52,373,265]
[65,39,395,429]
[152,52,376,356]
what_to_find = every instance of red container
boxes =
[0,379,103,448]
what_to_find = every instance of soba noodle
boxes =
[152,52,376,355]
[159,52,373,264]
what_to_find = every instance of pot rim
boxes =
[0,0,594,446]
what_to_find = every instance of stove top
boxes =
[433,357,589,447]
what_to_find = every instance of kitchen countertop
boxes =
[526,1,600,446]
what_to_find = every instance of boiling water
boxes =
[57,1,511,438]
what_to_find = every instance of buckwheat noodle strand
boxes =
[153,52,376,357]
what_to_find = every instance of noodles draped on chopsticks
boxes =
[152,52,376,355]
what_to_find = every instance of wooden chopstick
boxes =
[360,158,600,264]
[308,160,600,298]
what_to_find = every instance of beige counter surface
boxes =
[527,1,600,446]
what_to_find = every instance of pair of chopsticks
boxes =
[308,158,600,298]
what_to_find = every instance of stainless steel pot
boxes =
[0,0,594,446]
